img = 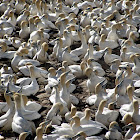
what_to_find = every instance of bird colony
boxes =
[0,0,140,139]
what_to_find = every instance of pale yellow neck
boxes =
[36,126,43,140]
[71,108,76,117]
[85,111,90,120]
[74,118,80,127]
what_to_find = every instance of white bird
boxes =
[99,34,119,50]
[105,121,123,140]
[16,10,30,26]
[65,105,77,123]
[104,47,121,65]
[0,91,15,131]
[33,42,48,63]
[119,85,140,117]
[62,46,80,65]
[59,72,72,109]
[130,54,140,76]
[0,64,13,75]
[85,67,107,94]
[34,121,59,140]
[19,21,30,39]
[21,94,41,112]
[0,45,16,60]
[20,94,41,121]
[72,115,106,137]
[80,108,108,130]
[16,77,32,87]
[20,65,39,96]
[15,0,26,14]
[86,80,107,107]
[19,63,48,80]
[131,100,140,125]
[87,58,105,77]
[46,102,63,125]
[123,122,138,139]
[49,85,69,115]
[71,29,88,58]
[18,58,40,67]
[95,100,119,127]
[107,24,120,42]
[41,14,57,29]
[11,48,29,72]
[45,67,58,93]
[12,93,36,134]
[62,61,87,78]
